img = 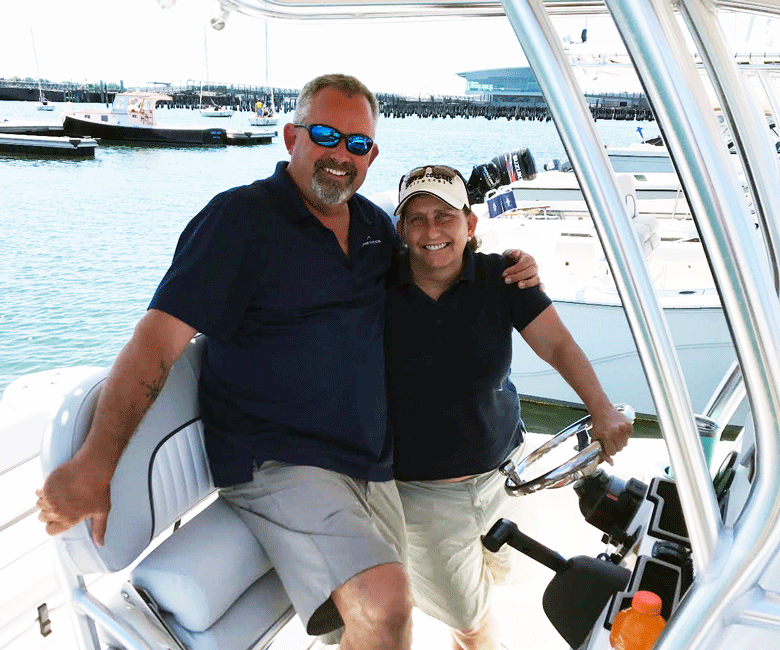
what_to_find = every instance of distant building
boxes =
[457,67,650,111]
[457,67,544,103]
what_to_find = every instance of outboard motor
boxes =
[466,161,502,205]
[491,147,537,186]
[466,148,537,206]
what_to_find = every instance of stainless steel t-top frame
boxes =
[185,0,780,648]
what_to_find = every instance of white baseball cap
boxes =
[395,165,470,216]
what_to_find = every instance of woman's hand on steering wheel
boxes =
[501,404,635,495]
[590,406,633,464]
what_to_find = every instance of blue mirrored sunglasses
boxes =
[293,123,374,156]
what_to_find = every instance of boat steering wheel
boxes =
[500,404,635,496]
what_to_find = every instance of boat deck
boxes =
[0,433,682,650]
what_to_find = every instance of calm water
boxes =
[0,100,662,434]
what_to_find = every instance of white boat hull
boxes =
[249,115,280,127]
[200,108,234,117]
[474,214,746,423]
[606,144,675,173]
[511,296,740,422]
[500,169,690,219]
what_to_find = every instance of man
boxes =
[36,74,538,650]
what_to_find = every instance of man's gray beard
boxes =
[312,170,354,205]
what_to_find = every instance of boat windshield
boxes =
[112,95,129,113]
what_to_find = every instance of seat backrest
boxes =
[40,335,213,574]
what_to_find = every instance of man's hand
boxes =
[36,458,111,547]
[502,249,543,289]
[589,407,633,465]
[34,310,196,549]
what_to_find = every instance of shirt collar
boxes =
[273,161,372,226]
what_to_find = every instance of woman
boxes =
[385,164,632,650]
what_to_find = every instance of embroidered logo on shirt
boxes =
[361,235,382,248]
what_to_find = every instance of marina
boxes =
[0,78,657,123]
[3,1,780,649]
[0,99,278,149]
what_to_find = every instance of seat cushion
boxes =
[131,497,275,632]
[163,571,294,650]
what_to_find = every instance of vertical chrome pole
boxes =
[680,0,780,291]
[602,0,780,647]
[498,0,721,569]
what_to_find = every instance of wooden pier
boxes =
[376,93,653,121]
[1,79,654,122]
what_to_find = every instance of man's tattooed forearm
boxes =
[141,362,169,405]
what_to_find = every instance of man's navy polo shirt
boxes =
[150,161,400,486]
[386,250,552,481]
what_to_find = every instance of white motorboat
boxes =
[486,167,691,219]
[451,158,731,422]
[248,112,280,127]
[4,3,780,650]
[200,105,235,118]
[472,209,740,423]
[62,92,227,145]
[605,115,780,174]
[461,113,776,422]
[605,138,675,173]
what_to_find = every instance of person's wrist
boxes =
[70,450,115,487]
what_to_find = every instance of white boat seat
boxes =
[616,173,661,260]
[40,335,295,650]
[550,172,661,282]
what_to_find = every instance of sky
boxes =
[2,1,628,96]
[1,2,776,97]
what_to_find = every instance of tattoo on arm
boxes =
[140,362,169,406]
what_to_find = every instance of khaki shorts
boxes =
[221,461,407,636]
[397,445,527,632]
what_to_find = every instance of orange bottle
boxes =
[609,591,667,650]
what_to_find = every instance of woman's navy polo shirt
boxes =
[150,162,400,486]
[386,250,552,481]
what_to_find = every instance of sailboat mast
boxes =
[200,28,207,108]
[265,21,274,110]
[30,27,44,98]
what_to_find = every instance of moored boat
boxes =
[248,22,281,128]
[35,93,56,112]
[224,128,277,145]
[248,113,280,127]
[62,92,227,145]
[0,133,98,157]
[200,104,234,117]
[30,27,55,112]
